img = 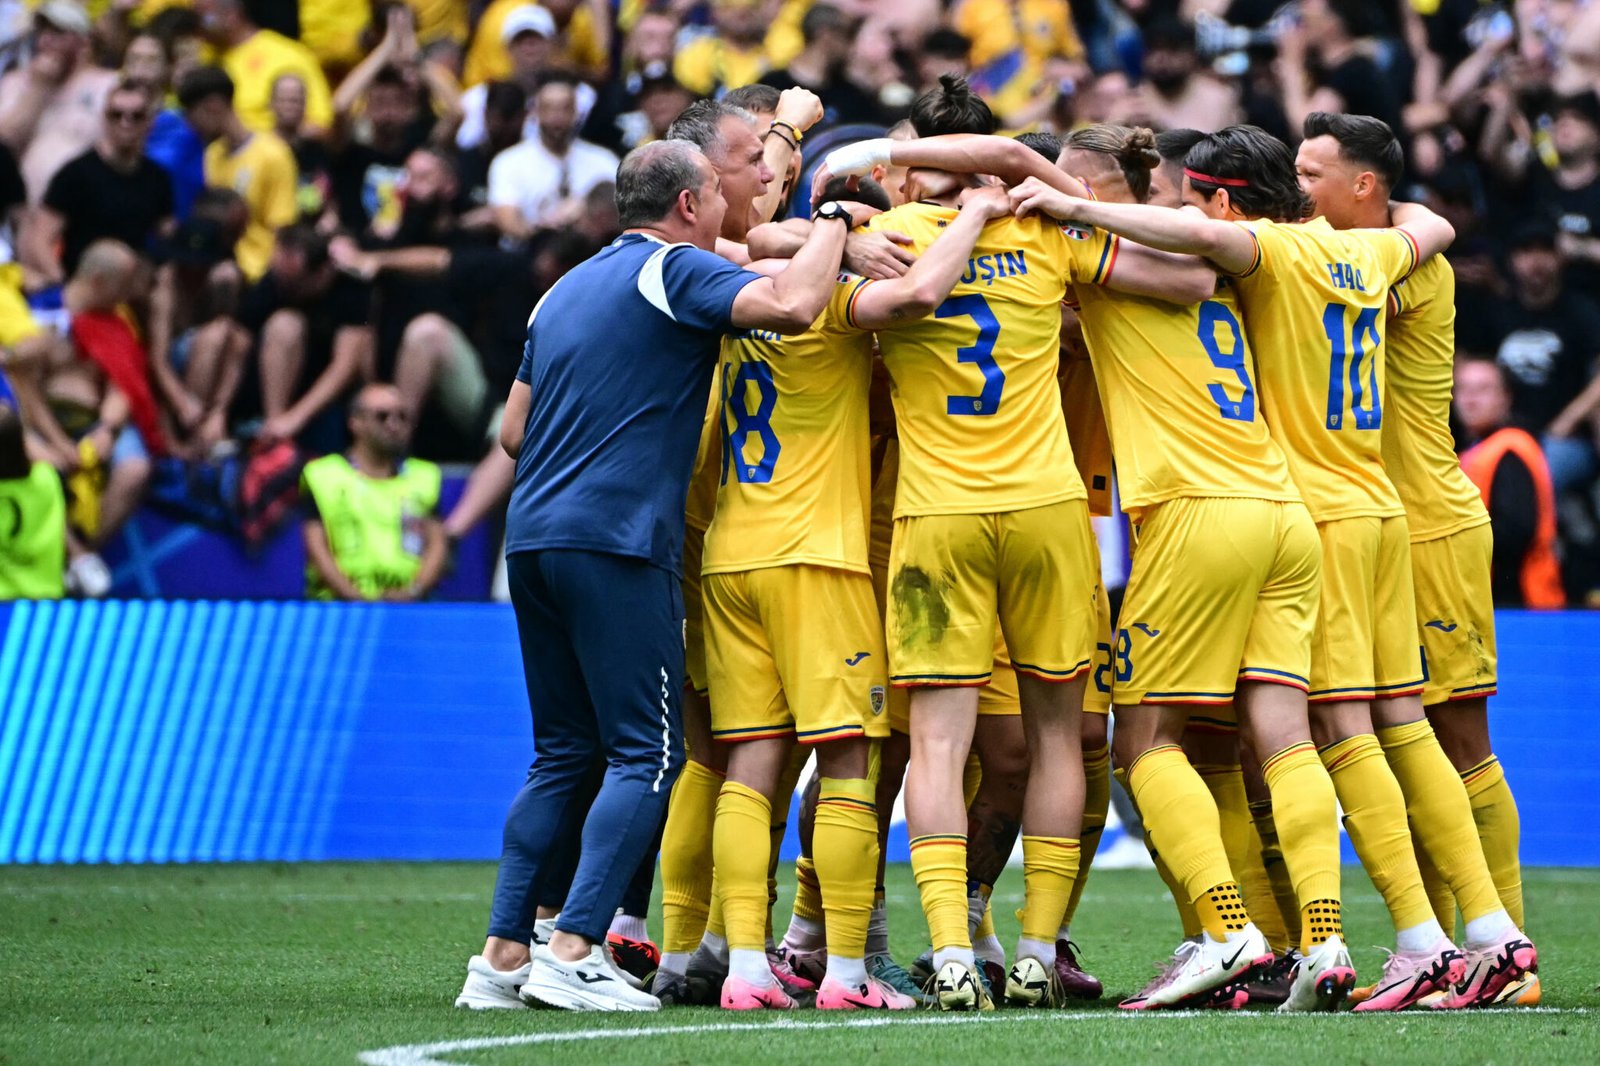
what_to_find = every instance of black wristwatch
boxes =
[813,200,852,226]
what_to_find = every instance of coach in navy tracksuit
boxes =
[454,138,852,1012]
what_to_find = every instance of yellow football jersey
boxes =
[1230,217,1420,522]
[702,277,875,575]
[1058,320,1115,518]
[1382,255,1490,542]
[861,203,1100,517]
[1072,276,1301,520]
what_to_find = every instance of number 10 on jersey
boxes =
[1322,302,1383,431]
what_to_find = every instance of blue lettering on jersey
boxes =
[958,250,1029,287]
[1326,262,1368,292]
[734,328,783,343]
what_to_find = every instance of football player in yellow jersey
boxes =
[1007,126,1349,1011]
[701,177,1013,1013]
[1296,113,1536,1007]
[1018,123,1535,1010]
[828,76,1216,1011]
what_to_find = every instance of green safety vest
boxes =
[301,453,441,600]
[0,462,66,600]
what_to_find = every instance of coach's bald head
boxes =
[616,139,729,252]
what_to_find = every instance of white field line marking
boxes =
[357,1008,1593,1066]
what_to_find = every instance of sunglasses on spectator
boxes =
[106,108,151,123]
[362,408,411,424]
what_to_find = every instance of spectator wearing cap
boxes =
[1454,356,1566,609]
[147,202,250,459]
[301,382,445,602]
[180,66,299,282]
[760,4,894,127]
[488,74,618,242]
[463,0,611,87]
[1491,221,1600,496]
[194,0,334,135]
[22,80,174,288]
[0,1,120,204]
[456,6,599,152]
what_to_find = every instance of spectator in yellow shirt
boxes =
[952,0,1084,122]
[672,0,773,96]
[195,0,334,134]
[463,0,609,86]
[179,67,298,280]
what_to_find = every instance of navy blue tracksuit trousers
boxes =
[488,549,686,944]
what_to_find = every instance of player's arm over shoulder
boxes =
[1386,200,1456,270]
[1099,239,1219,305]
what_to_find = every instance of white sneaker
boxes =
[533,917,557,945]
[520,943,662,1011]
[454,955,530,1010]
[1123,925,1271,1009]
[1278,935,1356,1013]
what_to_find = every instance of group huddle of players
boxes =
[607,76,1541,1015]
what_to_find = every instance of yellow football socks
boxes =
[1262,741,1343,951]
[1020,836,1081,944]
[660,758,723,954]
[1128,745,1240,941]
[792,855,824,928]
[814,777,879,958]
[1063,743,1110,926]
[1462,755,1524,928]
[1416,839,1459,940]
[1319,733,1435,932]
[1196,764,1253,893]
[1239,814,1290,953]
[1378,719,1504,924]
[910,834,971,951]
[1116,764,1200,937]
[1249,799,1302,948]
[713,781,771,951]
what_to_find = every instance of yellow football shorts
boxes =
[0,267,44,348]
[1084,574,1112,715]
[1411,522,1498,706]
[705,565,891,743]
[887,499,1099,687]
[681,522,709,696]
[1113,497,1320,706]
[1310,514,1425,702]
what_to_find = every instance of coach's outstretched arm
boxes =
[728,205,851,333]
[1010,177,1260,276]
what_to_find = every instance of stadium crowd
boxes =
[0,0,1596,604]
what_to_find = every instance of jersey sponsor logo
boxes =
[958,250,1029,287]
[1131,622,1161,638]
[1424,620,1459,633]
[869,685,886,716]
[845,651,871,666]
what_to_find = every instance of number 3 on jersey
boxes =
[1322,303,1382,431]
[938,294,1005,416]
[721,360,780,484]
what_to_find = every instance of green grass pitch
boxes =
[2,863,1595,1064]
